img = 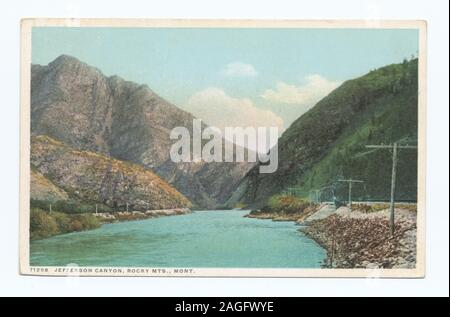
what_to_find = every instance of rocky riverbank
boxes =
[245,204,321,223]
[301,206,417,269]
[95,208,192,223]
[245,202,417,269]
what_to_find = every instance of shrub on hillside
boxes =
[70,220,83,232]
[73,214,101,230]
[29,208,101,240]
[264,194,310,214]
[52,211,71,233]
[30,208,59,240]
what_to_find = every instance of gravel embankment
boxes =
[95,208,192,223]
[301,207,417,269]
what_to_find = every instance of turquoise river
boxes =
[30,210,326,268]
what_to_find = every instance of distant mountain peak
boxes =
[30,55,254,208]
[49,54,82,66]
[46,54,108,79]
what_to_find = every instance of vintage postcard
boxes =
[20,19,426,277]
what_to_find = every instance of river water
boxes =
[30,210,326,268]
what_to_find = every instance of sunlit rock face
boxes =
[31,55,254,209]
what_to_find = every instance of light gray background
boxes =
[1,0,448,297]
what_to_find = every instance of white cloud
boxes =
[184,88,284,152]
[220,62,258,77]
[261,75,340,105]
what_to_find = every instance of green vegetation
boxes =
[297,93,418,201]
[290,59,418,201]
[262,194,310,214]
[234,202,246,210]
[240,59,419,206]
[30,208,101,240]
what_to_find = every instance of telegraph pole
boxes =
[338,179,364,212]
[314,190,321,203]
[319,185,334,203]
[366,142,417,236]
[390,143,399,236]
[309,189,321,203]
[287,187,302,197]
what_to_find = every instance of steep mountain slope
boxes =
[30,168,69,202]
[31,135,191,211]
[31,55,252,208]
[235,59,419,207]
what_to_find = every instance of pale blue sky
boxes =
[32,27,419,129]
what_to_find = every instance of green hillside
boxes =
[237,59,419,207]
